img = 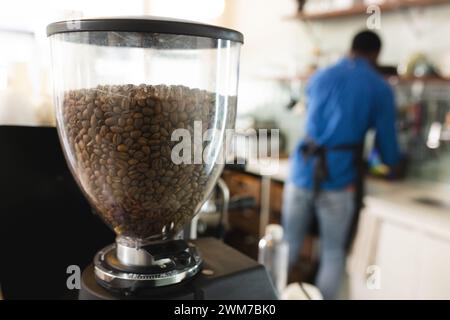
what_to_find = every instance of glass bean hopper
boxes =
[47,17,243,294]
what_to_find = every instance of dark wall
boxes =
[0,126,114,299]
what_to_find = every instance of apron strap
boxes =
[301,140,363,197]
[300,140,365,250]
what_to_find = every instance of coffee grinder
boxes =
[47,17,276,300]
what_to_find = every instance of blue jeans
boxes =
[282,183,354,300]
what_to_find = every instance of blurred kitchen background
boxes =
[1,0,450,299]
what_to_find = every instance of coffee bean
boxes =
[160,128,169,137]
[112,182,121,190]
[128,159,139,166]
[147,140,161,146]
[130,130,142,139]
[88,127,95,137]
[162,145,171,157]
[100,125,107,136]
[150,132,160,139]
[117,169,127,178]
[150,125,159,133]
[134,151,145,160]
[117,152,129,160]
[145,170,156,178]
[113,134,122,145]
[90,114,97,126]
[151,159,162,170]
[134,118,144,128]
[138,137,148,145]
[137,163,149,173]
[105,117,117,126]
[94,108,103,119]
[122,176,130,185]
[179,112,188,122]
[165,171,174,179]
[118,117,126,127]
[124,138,133,147]
[117,144,128,152]
[150,151,161,159]
[154,103,162,114]
[111,126,124,133]
[162,101,171,113]
[142,107,152,115]
[61,84,234,239]
[170,112,178,125]
[122,100,131,110]
[137,99,146,107]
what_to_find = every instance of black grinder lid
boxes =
[46,16,244,44]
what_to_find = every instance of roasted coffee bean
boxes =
[117,169,127,178]
[160,127,169,137]
[113,134,122,145]
[169,112,178,125]
[62,84,235,239]
[150,151,161,159]
[134,151,145,160]
[121,98,130,109]
[124,138,133,147]
[145,169,156,178]
[150,125,159,133]
[100,125,107,136]
[142,107,152,115]
[138,137,149,145]
[90,114,97,126]
[130,130,142,139]
[117,144,128,152]
[111,126,124,133]
[117,152,129,160]
[118,117,126,127]
[94,108,104,119]
[162,101,171,113]
[128,159,138,166]
[105,117,117,126]
[136,163,149,173]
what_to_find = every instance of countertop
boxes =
[239,158,450,239]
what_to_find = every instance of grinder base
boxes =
[80,237,278,300]
[94,239,202,292]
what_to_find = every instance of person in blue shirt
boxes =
[282,30,400,299]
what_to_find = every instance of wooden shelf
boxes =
[290,0,450,21]
[266,74,450,85]
[387,75,450,85]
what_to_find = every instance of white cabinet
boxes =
[417,235,450,299]
[375,222,420,299]
[348,200,450,300]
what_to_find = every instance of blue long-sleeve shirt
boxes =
[289,57,400,190]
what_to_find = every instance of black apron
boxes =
[300,140,365,250]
